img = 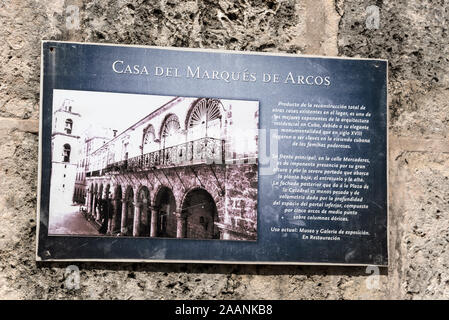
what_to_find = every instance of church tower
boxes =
[50,99,81,208]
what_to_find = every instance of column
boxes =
[88,192,92,214]
[150,206,159,237]
[140,201,149,236]
[120,198,127,235]
[110,198,121,235]
[91,193,97,218]
[176,210,186,238]
[222,229,231,240]
[107,198,113,235]
[96,194,101,221]
[133,202,141,237]
[85,191,91,213]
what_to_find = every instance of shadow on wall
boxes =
[36,261,388,277]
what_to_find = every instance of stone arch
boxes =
[153,185,177,238]
[180,186,221,213]
[136,185,150,202]
[122,186,135,236]
[181,187,220,239]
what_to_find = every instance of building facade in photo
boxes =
[72,128,116,205]
[80,97,259,241]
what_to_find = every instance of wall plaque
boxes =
[37,41,388,266]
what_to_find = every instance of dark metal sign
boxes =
[37,41,387,266]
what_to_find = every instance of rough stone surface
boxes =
[388,150,449,299]
[339,0,449,299]
[0,0,448,299]
[338,0,449,127]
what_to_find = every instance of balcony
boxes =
[91,137,225,176]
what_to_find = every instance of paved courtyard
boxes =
[48,204,99,236]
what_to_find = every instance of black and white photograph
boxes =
[48,90,259,241]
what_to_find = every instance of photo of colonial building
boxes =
[48,90,259,241]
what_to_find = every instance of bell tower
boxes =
[50,99,82,208]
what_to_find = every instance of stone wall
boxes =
[0,0,448,299]
[225,163,258,240]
